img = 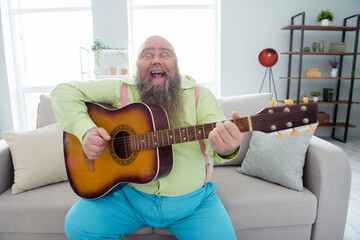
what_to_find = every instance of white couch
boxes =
[0,93,351,240]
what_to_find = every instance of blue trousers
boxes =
[65,183,236,240]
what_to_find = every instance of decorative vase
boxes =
[321,19,330,26]
[313,96,319,102]
[312,42,318,52]
[323,88,334,102]
[331,68,338,77]
[319,40,325,52]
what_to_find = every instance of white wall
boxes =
[221,0,360,137]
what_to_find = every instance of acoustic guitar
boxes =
[64,102,317,199]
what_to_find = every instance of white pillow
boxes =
[237,123,318,191]
[2,123,67,194]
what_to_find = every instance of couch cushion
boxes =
[1,123,68,194]
[37,95,57,129]
[0,181,152,236]
[211,166,317,230]
[0,182,78,234]
[216,93,272,166]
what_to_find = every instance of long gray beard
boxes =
[135,74,184,128]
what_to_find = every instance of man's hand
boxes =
[208,111,243,157]
[82,127,111,160]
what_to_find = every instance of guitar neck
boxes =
[120,103,317,152]
[126,118,249,151]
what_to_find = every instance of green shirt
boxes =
[51,75,239,197]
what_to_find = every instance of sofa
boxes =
[0,92,351,240]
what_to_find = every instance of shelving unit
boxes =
[281,12,360,142]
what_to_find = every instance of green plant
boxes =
[317,10,334,22]
[311,91,321,97]
[91,39,127,67]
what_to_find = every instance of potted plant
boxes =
[328,57,339,77]
[317,10,334,26]
[311,91,321,102]
[91,39,127,68]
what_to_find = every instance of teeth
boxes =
[151,71,164,74]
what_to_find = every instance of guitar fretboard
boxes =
[125,117,249,151]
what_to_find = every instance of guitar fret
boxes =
[132,136,135,151]
[186,127,189,142]
[139,134,143,150]
[179,128,183,143]
[154,132,158,147]
[129,136,133,151]
[161,130,165,147]
[135,134,138,151]
[182,128,187,142]
[141,134,145,149]
[147,132,151,149]
[138,134,141,150]
[194,126,198,141]
[167,130,170,145]
[143,134,146,149]
[152,132,155,148]
[202,124,206,139]
[173,129,176,144]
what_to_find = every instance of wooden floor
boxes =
[321,137,360,240]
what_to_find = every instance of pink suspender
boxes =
[121,83,127,107]
[195,85,210,186]
[121,83,209,186]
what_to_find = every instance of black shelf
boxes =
[282,12,360,142]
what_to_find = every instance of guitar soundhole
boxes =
[109,125,138,166]
[114,131,132,159]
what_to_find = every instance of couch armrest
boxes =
[303,136,351,240]
[0,139,13,194]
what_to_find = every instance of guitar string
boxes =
[108,108,314,149]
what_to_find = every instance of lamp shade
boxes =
[258,48,278,67]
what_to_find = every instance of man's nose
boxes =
[152,55,162,65]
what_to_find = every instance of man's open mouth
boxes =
[150,70,167,80]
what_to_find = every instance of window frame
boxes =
[2,0,92,130]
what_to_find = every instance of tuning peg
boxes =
[290,129,299,136]
[307,125,315,132]
[303,97,309,103]
[269,101,278,107]
[284,99,294,105]
[276,132,283,138]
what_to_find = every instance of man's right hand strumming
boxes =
[82,127,111,160]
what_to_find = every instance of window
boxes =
[128,0,221,96]
[2,0,93,129]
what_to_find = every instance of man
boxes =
[51,35,243,240]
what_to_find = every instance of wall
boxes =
[221,0,360,137]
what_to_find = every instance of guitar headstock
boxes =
[251,103,318,133]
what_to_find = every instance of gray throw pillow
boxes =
[237,123,318,191]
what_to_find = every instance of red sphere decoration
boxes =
[258,48,278,67]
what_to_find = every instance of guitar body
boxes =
[64,102,173,199]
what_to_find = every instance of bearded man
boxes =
[51,35,243,240]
